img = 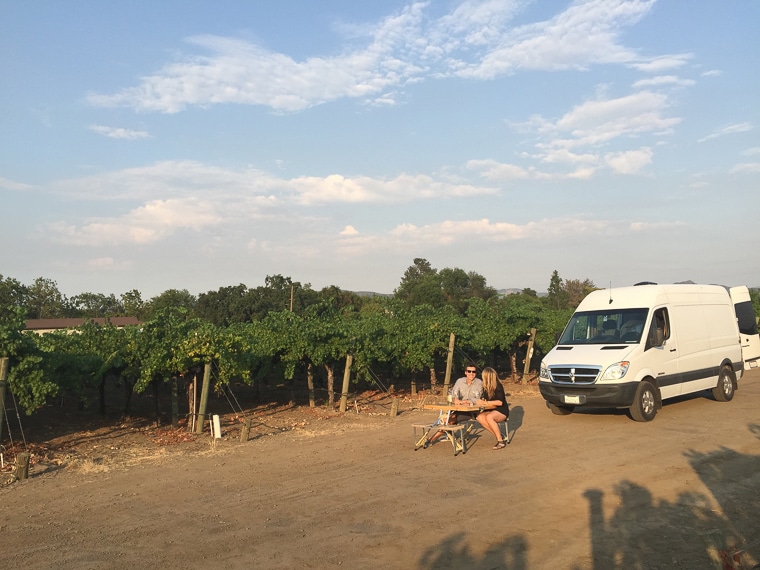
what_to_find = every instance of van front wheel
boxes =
[630,381,657,422]
[712,366,735,402]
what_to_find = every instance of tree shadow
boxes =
[583,423,760,569]
[583,484,725,568]
[417,532,528,570]
[683,423,760,566]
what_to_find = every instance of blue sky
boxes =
[2,0,759,299]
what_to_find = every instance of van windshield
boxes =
[558,308,649,345]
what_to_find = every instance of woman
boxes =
[476,367,510,450]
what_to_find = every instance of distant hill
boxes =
[499,288,548,297]
[352,288,547,298]
[352,291,393,298]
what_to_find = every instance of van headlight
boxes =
[601,361,630,381]
[540,362,549,380]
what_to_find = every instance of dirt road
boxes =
[3,370,760,569]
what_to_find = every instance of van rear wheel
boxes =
[712,365,735,402]
[630,381,657,422]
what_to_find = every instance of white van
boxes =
[539,283,746,421]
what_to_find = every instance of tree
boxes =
[66,292,121,318]
[564,279,597,309]
[318,285,364,311]
[26,277,67,319]
[0,275,27,317]
[546,270,566,310]
[120,289,146,319]
[394,258,445,307]
[144,289,197,319]
[248,275,319,320]
[395,259,497,313]
[195,284,252,326]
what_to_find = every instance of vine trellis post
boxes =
[194,363,212,434]
[443,333,455,394]
[522,328,537,385]
[338,353,353,413]
[0,357,8,443]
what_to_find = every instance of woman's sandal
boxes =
[493,440,506,450]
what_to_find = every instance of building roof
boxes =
[25,317,141,331]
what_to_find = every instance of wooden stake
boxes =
[339,353,353,413]
[195,363,211,434]
[240,418,252,442]
[0,357,8,444]
[522,328,536,385]
[14,452,30,481]
[443,333,455,393]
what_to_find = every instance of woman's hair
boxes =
[482,367,498,399]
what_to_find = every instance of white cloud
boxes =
[466,159,531,181]
[86,257,133,271]
[0,177,34,191]
[540,148,598,165]
[729,162,760,174]
[697,122,753,143]
[388,216,616,245]
[628,53,692,73]
[604,147,653,174]
[549,91,680,147]
[630,220,684,231]
[47,198,222,245]
[86,0,661,113]
[50,160,280,201]
[454,0,655,79]
[512,91,678,177]
[89,124,151,140]
[632,75,695,88]
[340,225,359,236]
[86,4,428,114]
[46,160,500,211]
[466,156,601,181]
[287,172,497,205]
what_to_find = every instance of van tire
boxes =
[548,403,574,415]
[630,381,657,422]
[712,365,735,402]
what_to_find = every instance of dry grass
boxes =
[67,456,112,474]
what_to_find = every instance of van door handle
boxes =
[669,348,676,352]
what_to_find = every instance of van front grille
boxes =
[548,366,601,384]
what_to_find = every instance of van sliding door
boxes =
[729,286,760,370]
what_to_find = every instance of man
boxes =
[450,365,484,424]
[424,365,483,447]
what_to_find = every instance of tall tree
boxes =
[248,275,319,319]
[196,284,252,326]
[67,292,121,318]
[563,278,597,309]
[120,289,145,319]
[0,275,28,319]
[26,277,67,319]
[546,270,567,310]
[394,258,445,308]
[144,289,197,319]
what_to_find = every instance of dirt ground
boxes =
[2,370,760,570]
